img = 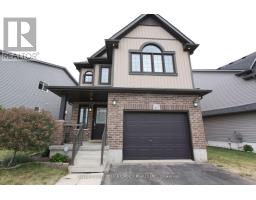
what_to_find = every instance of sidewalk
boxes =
[56,173,104,185]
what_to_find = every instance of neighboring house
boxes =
[193,52,256,151]
[48,14,211,164]
[0,50,77,119]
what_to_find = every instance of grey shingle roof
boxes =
[218,51,256,70]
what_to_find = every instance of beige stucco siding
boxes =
[125,25,176,40]
[112,37,193,89]
[79,25,194,89]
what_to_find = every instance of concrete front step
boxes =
[69,143,109,173]
[79,145,109,151]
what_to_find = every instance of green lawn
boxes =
[0,149,13,160]
[0,162,67,185]
[208,146,256,180]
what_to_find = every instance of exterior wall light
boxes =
[63,145,69,155]
[193,98,200,107]
[88,104,93,112]
[112,99,117,106]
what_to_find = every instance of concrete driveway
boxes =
[102,163,255,185]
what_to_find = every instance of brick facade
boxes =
[107,93,207,150]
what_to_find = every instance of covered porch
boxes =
[52,87,109,144]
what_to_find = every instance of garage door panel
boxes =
[123,112,192,160]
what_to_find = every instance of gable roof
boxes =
[0,50,78,85]
[218,51,256,70]
[75,14,199,70]
[92,14,198,58]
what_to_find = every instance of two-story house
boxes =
[48,14,211,167]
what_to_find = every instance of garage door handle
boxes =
[148,139,152,142]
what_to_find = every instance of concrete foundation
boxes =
[193,148,208,162]
[108,149,123,163]
[208,141,256,153]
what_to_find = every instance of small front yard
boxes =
[0,149,68,185]
[0,162,67,185]
[208,146,256,180]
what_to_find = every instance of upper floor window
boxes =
[83,71,93,84]
[38,81,48,91]
[130,44,176,74]
[100,66,111,85]
[142,45,162,53]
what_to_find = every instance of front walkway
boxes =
[102,163,255,185]
[56,173,104,185]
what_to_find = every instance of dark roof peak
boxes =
[219,51,256,70]
[75,14,199,70]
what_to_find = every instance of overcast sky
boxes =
[0,0,256,80]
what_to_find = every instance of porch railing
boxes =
[70,123,84,165]
[100,123,107,165]
[63,123,83,144]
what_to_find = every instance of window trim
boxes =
[83,71,93,84]
[77,105,89,129]
[38,81,48,92]
[99,65,111,85]
[129,50,177,76]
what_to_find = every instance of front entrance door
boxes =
[92,106,107,140]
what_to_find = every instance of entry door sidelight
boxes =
[92,106,107,140]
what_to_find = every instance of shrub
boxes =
[2,153,33,167]
[41,147,50,157]
[243,144,254,152]
[0,107,56,167]
[50,153,69,163]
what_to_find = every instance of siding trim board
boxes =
[203,103,256,117]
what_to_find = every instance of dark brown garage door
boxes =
[123,112,193,160]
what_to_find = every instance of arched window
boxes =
[130,43,175,74]
[83,71,93,83]
[142,44,162,53]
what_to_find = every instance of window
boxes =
[142,54,152,72]
[142,45,162,53]
[130,44,176,74]
[83,71,93,83]
[100,66,111,85]
[78,106,89,128]
[38,81,48,91]
[34,107,40,112]
[131,54,141,72]
[164,55,174,73]
[96,108,107,124]
[153,55,163,72]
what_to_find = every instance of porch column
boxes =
[59,95,67,120]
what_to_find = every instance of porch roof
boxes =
[47,86,211,102]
